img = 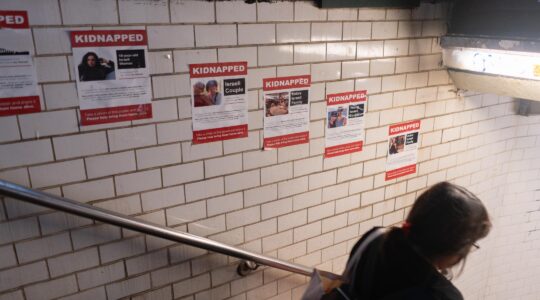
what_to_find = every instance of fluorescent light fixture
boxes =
[443,47,540,81]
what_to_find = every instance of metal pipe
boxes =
[0,180,315,276]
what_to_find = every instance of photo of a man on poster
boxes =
[78,51,115,81]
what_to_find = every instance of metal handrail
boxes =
[0,179,317,277]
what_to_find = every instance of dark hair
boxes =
[80,52,99,68]
[404,182,491,262]
[206,80,218,90]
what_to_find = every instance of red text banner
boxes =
[325,141,363,158]
[0,11,29,29]
[263,75,311,91]
[193,125,248,144]
[389,119,421,136]
[385,164,417,180]
[80,104,152,125]
[264,131,309,149]
[71,30,148,47]
[189,62,248,78]
[326,90,367,106]
[0,96,40,116]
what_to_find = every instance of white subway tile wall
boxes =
[0,2,538,300]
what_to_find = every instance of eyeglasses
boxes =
[470,243,480,253]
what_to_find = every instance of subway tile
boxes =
[53,132,108,160]
[244,184,277,207]
[398,21,422,38]
[225,170,260,193]
[312,62,341,82]
[312,22,342,42]
[277,23,311,43]
[108,125,157,152]
[355,77,382,94]
[342,60,369,79]
[343,22,371,40]
[24,275,78,300]
[0,116,20,143]
[63,178,115,203]
[185,177,224,202]
[370,58,395,76]
[167,201,207,226]
[0,261,48,292]
[196,25,237,47]
[239,24,275,45]
[217,1,256,23]
[39,211,92,235]
[372,22,398,39]
[259,45,293,66]
[29,160,86,188]
[71,224,121,250]
[295,1,327,21]
[328,8,358,21]
[0,140,53,169]
[35,56,69,82]
[171,0,214,23]
[106,274,151,299]
[257,2,293,22]
[219,47,257,67]
[357,41,384,59]
[148,51,173,75]
[118,0,169,23]
[77,261,125,290]
[174,49,217,73]
[85,151,136,179]
[136,144,182,169]
[19,110,78,138]
[60,0,118,25]
[294,44,326,64]
[205,154,243,178]
[99,236,146,263]
[157,120,192,144]
[162,161,204,187]
[383,39,409,56]
[358,8,386,21]
[48,247,99,277]
[182,141,223,162]
[327,42,357,61]
[141,186,184,212]
[115,169,161,195]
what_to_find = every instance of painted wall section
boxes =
[0,1,538,299]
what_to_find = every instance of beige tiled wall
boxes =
[0,0,539,299]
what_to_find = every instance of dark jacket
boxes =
[346,227,463,300]
[78,61,115,82]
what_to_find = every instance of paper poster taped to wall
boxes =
[386,120,421,180]
[189,62,248,144]
[263,75,311,149]
[71,30,152,125]
[0,10,41,116]
[324,90,367,158]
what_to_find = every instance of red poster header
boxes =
[389,120,421,136]
[190,62,247,78]
[71,30,148,47]
[263,75,311,91]
[0,11,29,29]
[327,90,367,106]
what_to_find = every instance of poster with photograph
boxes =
[71,30,152,125]
[385,120,421,180]
[324,90,367,158]
[263,75,311,149]
[189,62,248,144]
[0,10,41,116]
